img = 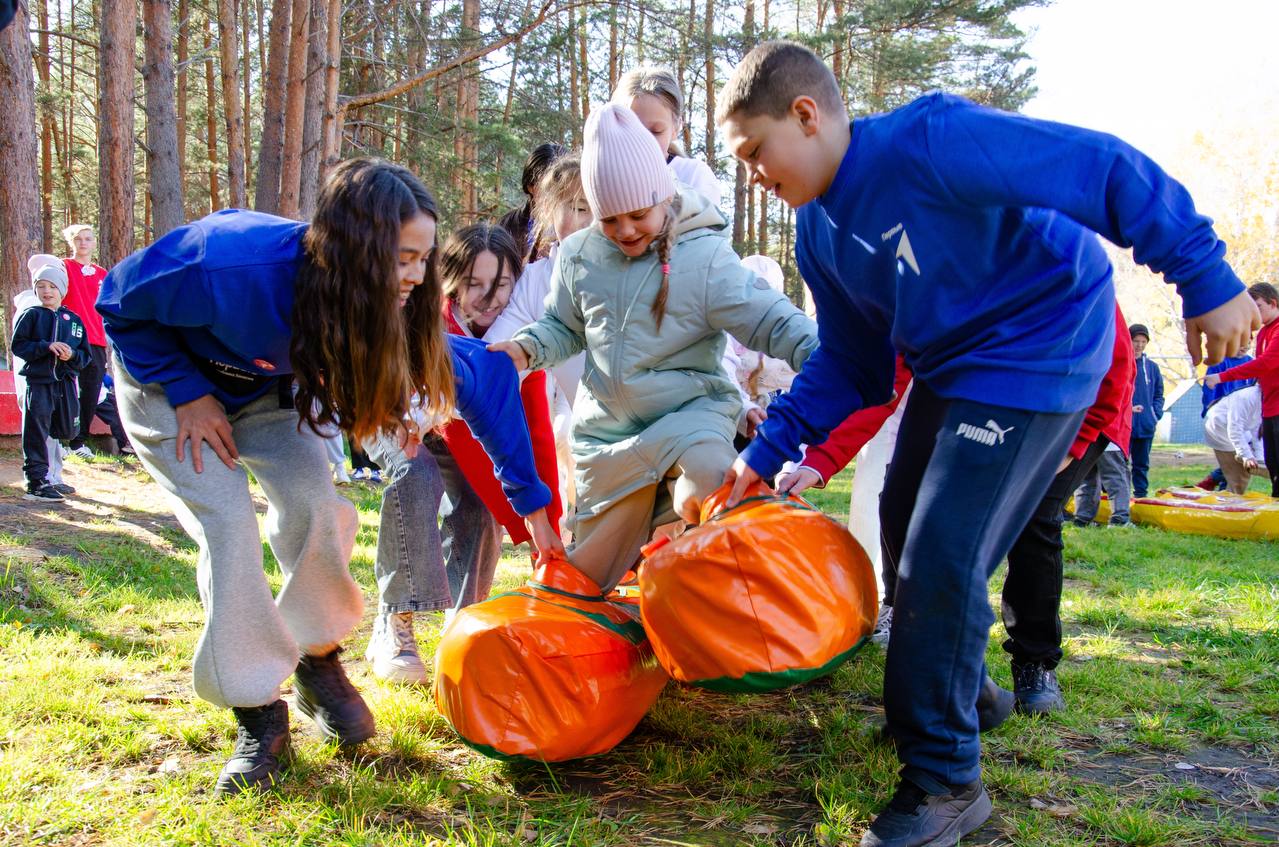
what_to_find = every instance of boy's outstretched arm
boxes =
[926,95,1258,363]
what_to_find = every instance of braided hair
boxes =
[650,194,683,331]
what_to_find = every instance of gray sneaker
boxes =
[872,605,894,646]
[364,611,428,684]
[1012,662,1066,715]
[860,770,992,847]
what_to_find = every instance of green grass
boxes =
[0,444,1276,845]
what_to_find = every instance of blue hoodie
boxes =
[745,94,1246,478]
[98,209,551,516]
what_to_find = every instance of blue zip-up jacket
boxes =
[1131,353,1165,439]
[1201,355,1254,416]
[98,209,551,516]
[745,93,1246,478]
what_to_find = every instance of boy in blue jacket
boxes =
[1127,324,1165,496]
[718,42,1258,847]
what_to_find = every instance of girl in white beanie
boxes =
[489,103,818,592]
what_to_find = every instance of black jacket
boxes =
[11,305,91,383]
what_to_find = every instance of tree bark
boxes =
[217,0,248,208]
[278,0,309,218]
[204,21,222,211]
[607,0,617,90]
[298,0,327,217]
[176,0,188,198]
[0,0,42,327]
[37,0,55,251]
[452,0,479,218]
[757,186,768,255]
[732,160,745,253]
[318,0,342,179]
[577,2,588,122]
[703,0,715,171]
[254,0,291,212]
[241,0,253,180]
[143,0,185,235]
[98,0,137,267]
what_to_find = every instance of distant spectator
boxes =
[61,224,110,459]
[1128,323,1164,497]
[1206,282,1279,497]
[12,256,90,502]
[498,143,567,261]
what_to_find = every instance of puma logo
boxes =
[957,420,1015,446]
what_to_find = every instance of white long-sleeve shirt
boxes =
[1203,384,1264,462]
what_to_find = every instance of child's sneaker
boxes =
[871,605,893,645]
[24,483,65,502]
[352,467,370,482]
[333,464,352,485]
[364,611,427,684]
[51,483,76,496]
[367,469,383,485]
[69,445,94,460]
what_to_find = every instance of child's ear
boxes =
[790,95,822,137]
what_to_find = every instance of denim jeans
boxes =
[878,380,1083,786]
[364,433,501,614]
[1128,435,1153,497]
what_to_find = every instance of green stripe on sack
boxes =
[692,637,870,693]
[488,591,648,645]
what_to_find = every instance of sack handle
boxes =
[706,492,818,524]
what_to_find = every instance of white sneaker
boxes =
[871,605,893,646]
[333,464,352,484]
[69,445,93,460]
[364,612,428,684]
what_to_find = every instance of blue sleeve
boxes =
[924,95,1245,318]
[1153,366,1165,421]
[449,335,552,516]
[742,220,896,479]
[96,223,219,406]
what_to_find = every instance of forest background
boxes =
[0,0,1275,372]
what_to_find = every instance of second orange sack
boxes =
[638,482,877,692]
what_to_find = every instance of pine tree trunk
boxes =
[566,0,578,142]
[703,0,715,171]
[747,177,755,250]
[204,22,222,211]
[732,160,745,253]
[0,0,42,323]
[758,186,768,255]
[577,3,589,122]
[254,0,291,212]
[298,0,327,217]
[453,0,479,218]
[143,0,185,235]
[242,0,253,181]
[278,0,309,218]
[607,0,617,90]
[177,0,189,200]
[98,0,137,267]
[318,0,342,179]
[60,0,79,224]
[218,0,248,208]
[37,0,55,252]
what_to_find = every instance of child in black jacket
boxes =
[12,256,90,501]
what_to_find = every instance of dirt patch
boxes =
[1072,746,1279,836]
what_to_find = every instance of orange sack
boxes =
[639,482,877,692]
[433,558,668,762]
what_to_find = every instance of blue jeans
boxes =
[1129,435,1153,496]
[364,433,501,614]
[879,381,1084,786]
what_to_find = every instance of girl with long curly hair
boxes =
[98,158,562,797]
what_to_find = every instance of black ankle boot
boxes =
[215,699,291,796]
[293,648,376,746]
[976,673,1015,732]
[1012,661,1066,715]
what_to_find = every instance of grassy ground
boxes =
[0,444,1275,846]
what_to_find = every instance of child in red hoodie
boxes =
[1206,283,1279,496]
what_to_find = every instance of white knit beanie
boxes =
[582,103,675,220]
[28,254,68,297]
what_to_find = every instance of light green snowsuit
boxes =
[512,187,817,589]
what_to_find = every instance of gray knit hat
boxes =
[28,254,68,297]
[582,103,675,220]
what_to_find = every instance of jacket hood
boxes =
[669,184,727,239]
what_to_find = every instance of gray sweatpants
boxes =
[115,366,361,709]
[1073,449,1131,525]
